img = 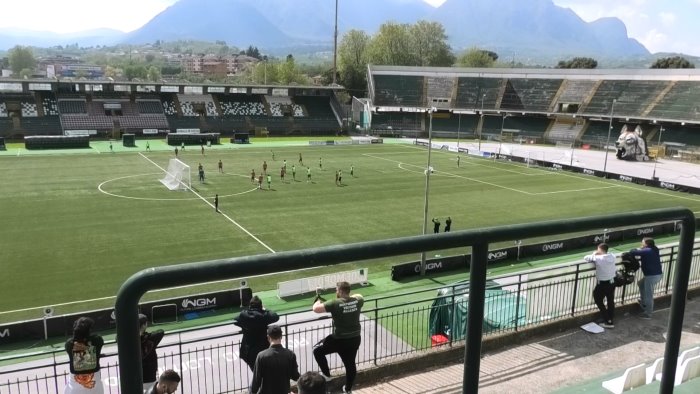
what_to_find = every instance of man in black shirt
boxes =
[250,325,300,394]
[140,314,165,392]
[234,296,279,370]
[432,218,441,233]
[445,217,452,232]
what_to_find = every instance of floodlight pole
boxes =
[420,107,436,276]
[457,112,461,152]
[652,126,664,179]
[332,0,338,85]
[602,99,616,175]
[478,94,485,151]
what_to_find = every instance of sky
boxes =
[0,0,698,56]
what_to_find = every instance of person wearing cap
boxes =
[234,295,279,370]
[250,325,300,394]
[140,314,165,391]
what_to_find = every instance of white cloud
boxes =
[0,0,177,33]
[423,0,447,7]
[659,12,676,26]
[642,28,669,52]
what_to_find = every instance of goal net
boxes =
[160,159,191,191]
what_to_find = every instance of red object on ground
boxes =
[582,144,591,150]
[431,334,449,346]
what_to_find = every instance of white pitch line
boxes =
[139,153,276,253]
[534,185,621,195]
[363,153,533,195]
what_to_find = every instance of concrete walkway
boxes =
[353,296,700,394]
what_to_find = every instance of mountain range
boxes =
[0,0,651,62]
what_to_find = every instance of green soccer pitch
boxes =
[1,140,700,322]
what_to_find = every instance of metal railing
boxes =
[1,209,696,393]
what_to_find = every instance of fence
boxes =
[2,242,698,393]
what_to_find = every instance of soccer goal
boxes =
[160,159,191,191]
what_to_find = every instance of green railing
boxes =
[115,207,696,393]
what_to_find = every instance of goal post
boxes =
[160,159,191,191]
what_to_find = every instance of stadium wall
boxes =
[391,222,682,280]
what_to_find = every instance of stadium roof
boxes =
[368,65,700,81]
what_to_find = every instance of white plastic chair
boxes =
[678,346,700,366]
[676,354,700,386]
[602,363,647,393]
[646,357,663,384]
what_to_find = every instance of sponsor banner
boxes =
[622,223,676,241]
[176,128,200,134]
[335,140,353,145]
[458,147,469,154]
[487,247,519,263]
[358,140,372,145]
[391,255,466,280]
[309,141,327,146]
[370,138,384,144]
[520,239,570,258]
[0,288,252,345]
[142,128,159,135]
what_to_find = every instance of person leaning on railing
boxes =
[139,313,165,392]
[584,243,617,328]
[628,237,663,319]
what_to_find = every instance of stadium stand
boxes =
[455,77,503,110]
[582,80,670,117]
[556,80,599,106]
[373,74,425,107]
[661,125,700,147]
[58,100,87,114]
[218,94,266,116]
[0,102,7,117]
[647,81,700,122]
[500,79,563,112]
[19,117,63,135]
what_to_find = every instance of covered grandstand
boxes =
[0,80,344,139]
[363,65,700,149]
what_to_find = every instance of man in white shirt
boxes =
[584,243,617,328]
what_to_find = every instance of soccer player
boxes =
[335,170,339,186]
[350,165,354,177]
[307,167,312,182]
[109,141,113,153]
[258,174,263,189]
[338,169,343,185]
[267,174,272,189]
[214,194,219,213]
[432,218,441,233]
[198,164,205,183]
[174,147,178,157]
[251,169,256,184]
[218,160,223,173]
[445,217,452,232]
[201,144,205,156]
[319,157,323,170]
[283,159,287,170]
[272,151,276,161]
[299,153,303,164]
[292,165,296,181]
[263,161,268,174]
[146,141,151,152]
[457,155,460,167]
[281,167,285,182]
[181,142,185,151]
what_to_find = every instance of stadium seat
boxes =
[677,355,700,385]
[601,363,646,393]
[646,357,663,383]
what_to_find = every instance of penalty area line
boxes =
[138,153,276,254]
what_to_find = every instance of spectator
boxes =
[64,317,104,393]
[234,295,280,370]
[432,218,441,234]
[313,281,364,393]
[584,243,616,328]
[629,237,663,319]
[140,314,165,391]
[250,325,300,394]
[145,369,181,394]
[298,372,327,394]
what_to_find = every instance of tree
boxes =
[650,56,695,69]
[147,66,161,82]
[245,46,261,59]
[278,55,306,85]
[145,53,155,63]
[338,29,371,94]
[409,20,455,67]
[556,57,598,69]
[123,64,148,81]
[8,45,37,74]
[367,22,417,66]
[456,48,497,68]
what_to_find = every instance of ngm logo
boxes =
[552,164,564,170]
[594,234,610,243]
[619,175,634,183]
[637,228,654,236]
[182,298,216,309]
[583,169,595,176]
[488,251,508,260]
[542,242,564,252]
[0,328,9,338]
[414,262,443,273]
[660,182,677,190]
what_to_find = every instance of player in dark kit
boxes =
[263,161,268,174]
[335,171,339,186]
[214,194,219,213]
[218,160,223,173]
[251,169,256,183]
[445,217,452,232]
[432,218,441,233]
[338,169,342,185]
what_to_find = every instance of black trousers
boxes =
[313,335,361,390]
[593,281,616,323]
